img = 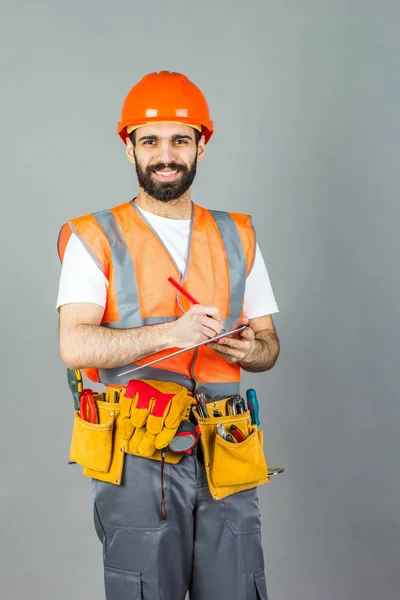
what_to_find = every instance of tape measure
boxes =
[168,421,201,455]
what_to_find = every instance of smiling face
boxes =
[125,123,206,202]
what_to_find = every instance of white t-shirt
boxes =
[56,205,279,319]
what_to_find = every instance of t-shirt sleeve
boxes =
[55,232,108,312]
[243,243,279,319]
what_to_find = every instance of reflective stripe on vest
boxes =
[94,209,142,327]
[208,209,246,332]
[104,362,240,397]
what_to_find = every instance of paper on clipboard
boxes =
[116,324,248,378]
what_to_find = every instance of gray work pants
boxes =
[92,452,268,599]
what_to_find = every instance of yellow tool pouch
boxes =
[193,396,271,501]
[70,392,125,485]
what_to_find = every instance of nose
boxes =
[156,140,177,165]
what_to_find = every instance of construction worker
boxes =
[56,71,280,600]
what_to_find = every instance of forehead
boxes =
[136,122,196,140]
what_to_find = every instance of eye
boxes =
[174,139,188,145]
[143,140,156,145]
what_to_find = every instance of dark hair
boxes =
[129,127,202,146]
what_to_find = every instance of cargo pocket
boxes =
[70,411,115,473]
[104,565,142,600]
[211,427,268,488]
[254,571,268,599]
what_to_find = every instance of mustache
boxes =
[148,163,186,173]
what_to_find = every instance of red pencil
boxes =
[167,276,199,305]
[167,276,226,332]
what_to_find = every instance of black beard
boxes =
[134,154,198,202]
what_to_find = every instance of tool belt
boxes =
[69,380,270,504]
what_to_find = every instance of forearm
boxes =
[61,321,176,370]
[239,330,280,373]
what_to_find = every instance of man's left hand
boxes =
[206,317,255,364]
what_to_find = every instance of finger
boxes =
[199,324,222,339]
[210,345,244,361]
[208,339,246,355]
[199,316,223,336]
[191,304,221,321]
[240,328,254,340]
[217,336,251,350]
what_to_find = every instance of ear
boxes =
[196,135,206,163]
[125,138,136,165]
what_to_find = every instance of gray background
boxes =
[1,0,399,598]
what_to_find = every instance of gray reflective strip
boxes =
[209,210,246,330]
[99,365,196,389]
[93,210,142,328]
[68,221,105,274]
[247,216,256,276]
[143,316,177,325]
[99,364,240,398]
[201,382,240,399]
[106,316,177,329]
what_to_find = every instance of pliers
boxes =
[79,389,98,424]
[216,422,235,443]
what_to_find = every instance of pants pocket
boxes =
[70,411,115,472]
[254,571,268,600]
[212,427,268,487]
[104,565,142,600]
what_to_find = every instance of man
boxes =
[57,71,280,600]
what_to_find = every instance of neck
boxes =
[134,189,192,219]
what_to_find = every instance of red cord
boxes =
[160,449,167,520]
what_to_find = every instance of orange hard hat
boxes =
[117,71,214,144]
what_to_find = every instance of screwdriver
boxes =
[246,389,260,426]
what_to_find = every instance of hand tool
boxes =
[235,397,246,414]
[79,389,98,423]
[117,324,248,378]
[195,390,209,418]
[246,388,260,426]
[229,424,246,442]
[67,368,83,411]
[167,276,226,332]
[226,395,246,415]
[168,421,201,455]
[212,409,223,417]
[268,468,285,476]
[226,397,238,415]
[216,422,235,443]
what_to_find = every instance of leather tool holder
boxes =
[192,396,271,501]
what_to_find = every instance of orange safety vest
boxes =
[58,200,256,398]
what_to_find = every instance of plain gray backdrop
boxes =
[1,1,399,598]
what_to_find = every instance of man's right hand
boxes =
[170,305,223,349]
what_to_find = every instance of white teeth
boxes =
[155,170,177,176]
